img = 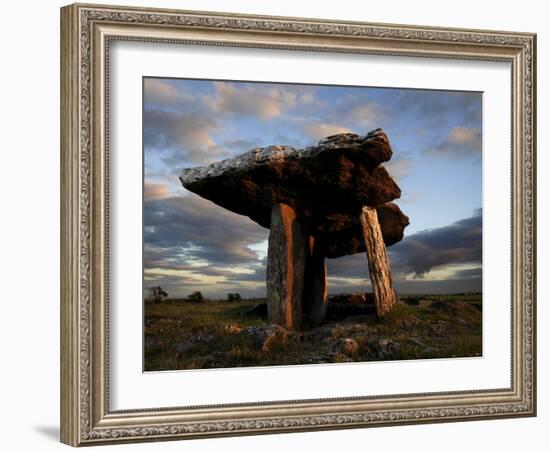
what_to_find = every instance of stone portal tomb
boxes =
[180,129,409,330]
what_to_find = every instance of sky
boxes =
[143,77,482,298]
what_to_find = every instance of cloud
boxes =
[221,138,261,154]
[143,81,325,167]
[143,191,271,297]
[206,82,304,120]
[144,265,266,299]
[336,100,383,129]
[394,277,481,295]
[301,123,353,142]
[141,79,483,297]
[144,198,482,297]
[144,109,225,164]
[392,90,481,128]
[429,126,482,158]
[448,127,481,147]
[325,276,482,296]
[144,182,170,200]
[144,78,194,107]
[389,209,482,277]
[383,156,412,179]
[397,192,418,204]
[300,95,384,143]
[326,253,369,282]
[325,209,482,289]
[453,266,482,279]
[145,193,269,264]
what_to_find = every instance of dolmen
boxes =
[180,129,409,330]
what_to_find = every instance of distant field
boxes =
[144,293,482,372]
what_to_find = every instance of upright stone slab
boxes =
[360,205,397,317]
[303,236,328,327]
[266,203,306,330]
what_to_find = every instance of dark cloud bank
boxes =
[144,189,482,298]
[327,209,482,294]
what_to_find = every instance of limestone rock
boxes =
[243,324,290,352]
[173,334,216,354]
[360,205,397,316]
[223,324,242,334]
[377,338,400,358]
[339,338,359,356]
[266,203,306,330]
[180,129,408,257]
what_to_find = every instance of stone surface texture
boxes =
[266,203,306,330]
[360,206,398,316]
[180,129,409,258]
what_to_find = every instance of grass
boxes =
[144,294,482,371]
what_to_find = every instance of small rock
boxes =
[223,324,242,334]
[339,338,359,356]
[173,333,216,354]
[303,353,332,364]
[429,324,446,337]
[377,338,400,358]
[396,314,421,327]
[194,334,217,343]
[262,331,289,352]
[243,324,289,352]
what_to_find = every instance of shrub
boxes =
[187,291,204,303]
[404,296,421,306]
[227,293,242,302]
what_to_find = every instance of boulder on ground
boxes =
[243,324,290,352]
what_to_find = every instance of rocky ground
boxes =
[144,293,482,371]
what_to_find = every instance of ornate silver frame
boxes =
[60,3,536,446]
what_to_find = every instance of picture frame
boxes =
[60,2,536,446]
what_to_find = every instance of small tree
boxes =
[187,291,204,303]
[227,293,242,302]
[147,286,168,304]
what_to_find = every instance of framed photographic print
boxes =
[60,3,536,446]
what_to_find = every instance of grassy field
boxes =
[144,293,482,371]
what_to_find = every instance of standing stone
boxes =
[360,205,397,317]
[266,203,306,330]
[303,236,328,327]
